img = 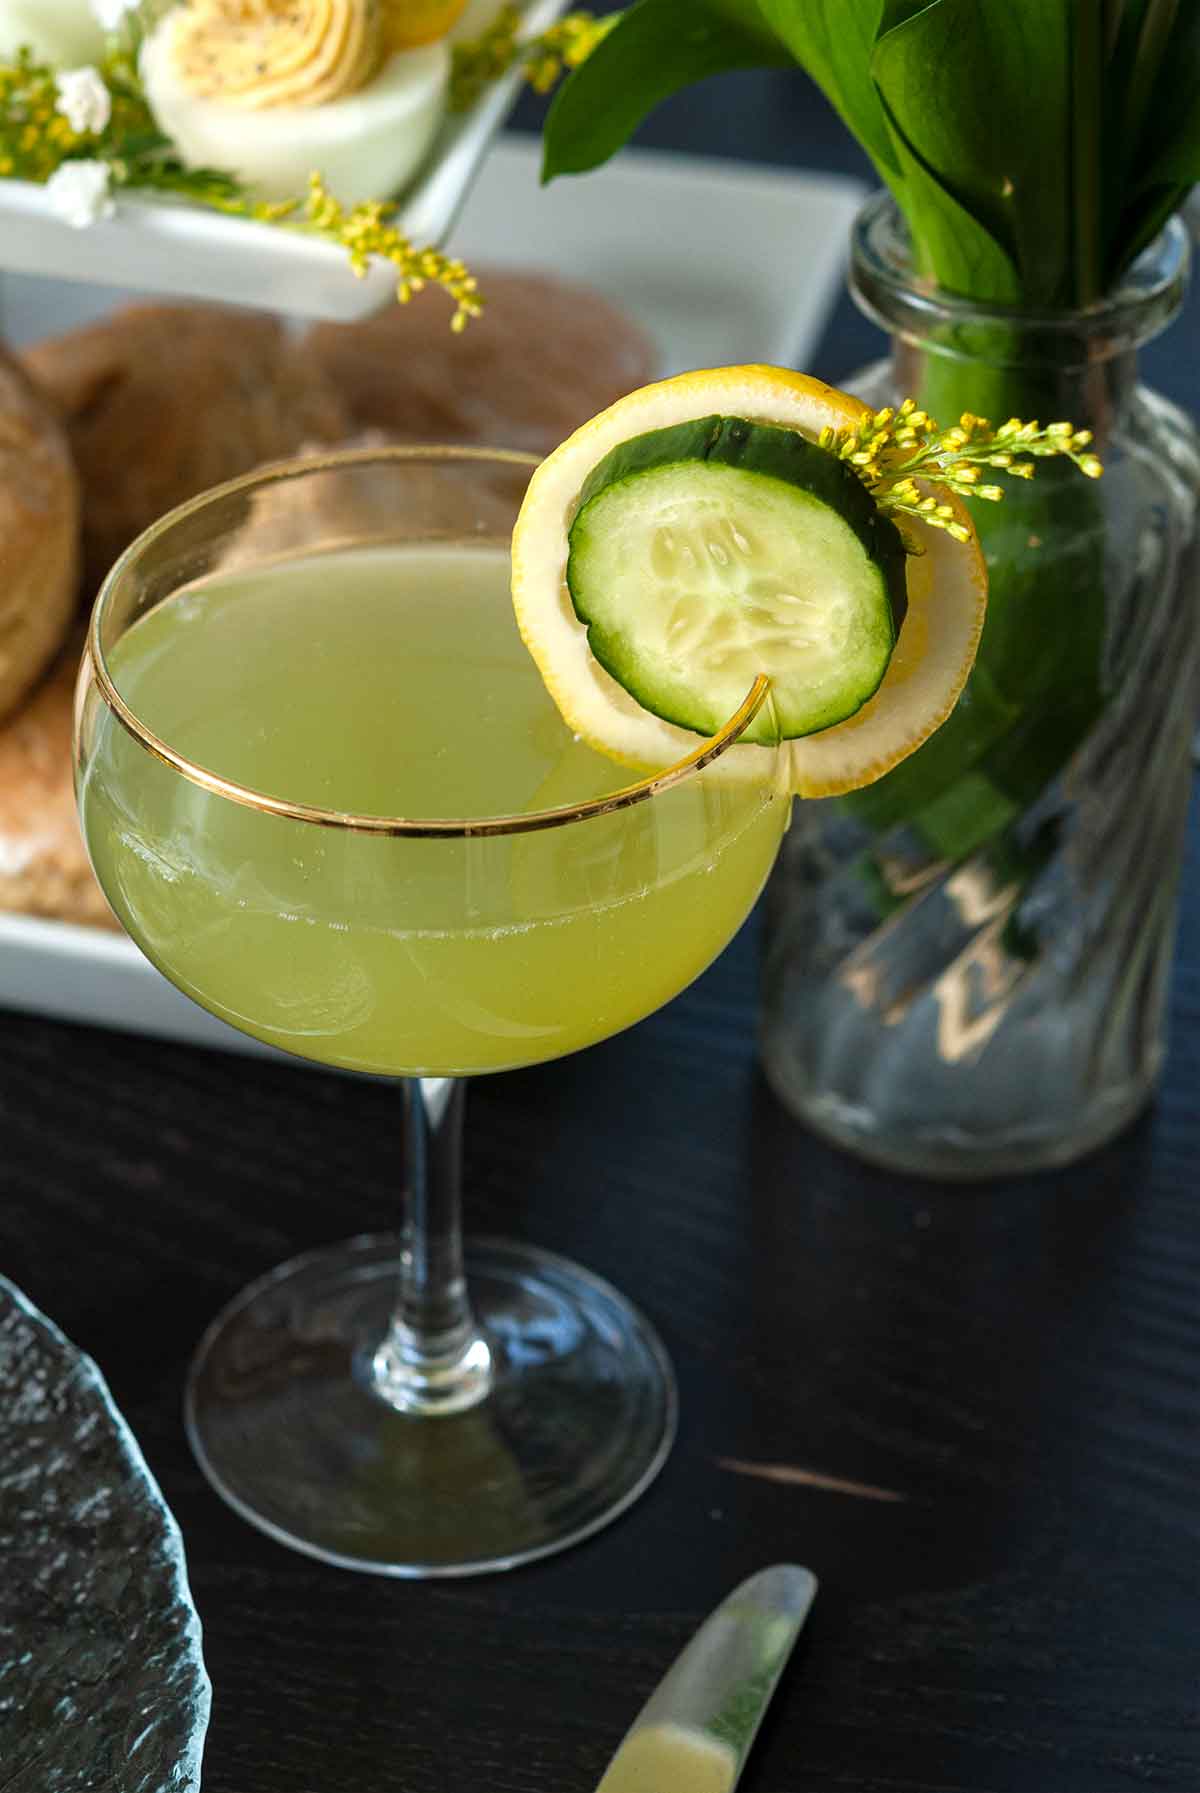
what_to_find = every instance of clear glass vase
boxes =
[760,193,1200,1179]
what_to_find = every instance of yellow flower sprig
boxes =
[123,167,481,325]
[450,6,611,112]
[289,176,482,327]
[0,52,77,179]
[819,400,1104,543]
[0,45,154,180]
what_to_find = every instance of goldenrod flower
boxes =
[819,402,1106,540]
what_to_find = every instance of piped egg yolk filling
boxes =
[172,0,386,109]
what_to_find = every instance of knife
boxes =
[593,1564,817,1793]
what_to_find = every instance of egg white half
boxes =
[141,13,450,204]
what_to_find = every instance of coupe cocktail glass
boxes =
[74,447,787,1575]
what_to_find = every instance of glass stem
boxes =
[370,1077,493,1416]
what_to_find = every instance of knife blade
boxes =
[593,1564,817,1793]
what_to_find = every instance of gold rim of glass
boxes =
[85,443,772,840]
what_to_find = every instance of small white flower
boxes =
[55,68,112,137]
[91,0,140,29]
[46,160,115,230]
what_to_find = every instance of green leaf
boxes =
[870,109,1022,299]
[540,0,1195,301]
[541,0,791,182]
[1094,6,1197,281]
[754,0,900,178]
[1112,0,1181,175]
[871,0,1106,303]
[1109,0,1200,270]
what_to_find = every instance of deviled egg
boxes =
[0,0,107,66]
[141,0,452,205]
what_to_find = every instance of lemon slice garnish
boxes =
[511,365,987,797]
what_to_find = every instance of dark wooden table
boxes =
[3,72,1200,1793]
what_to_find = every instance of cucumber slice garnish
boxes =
[566,415,908,744]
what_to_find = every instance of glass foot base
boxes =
[184,1234,677,1577]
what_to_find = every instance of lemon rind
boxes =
[511,365,986,798]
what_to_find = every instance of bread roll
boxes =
[304,269,657,454]
[0,275,657,933]
[22,303,351,597]
[0,641,115,930]
[0,345,80,724]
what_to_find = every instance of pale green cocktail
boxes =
[81,541,784,1077]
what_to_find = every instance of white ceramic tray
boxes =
[0,0,567,321]
[1,138,865,371]
[0,146,865,1063]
